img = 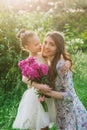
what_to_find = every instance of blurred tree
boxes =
[0,0,87,12]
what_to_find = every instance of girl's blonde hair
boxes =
[17,29,37,48]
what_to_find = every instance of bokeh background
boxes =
[0,0,87,129]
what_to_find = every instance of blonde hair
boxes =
[17,29,37,48]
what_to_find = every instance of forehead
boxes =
[28,35,40,43]
[45,36,55,43]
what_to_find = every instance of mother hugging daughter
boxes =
[13,29,87,130]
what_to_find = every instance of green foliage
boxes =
[63,23,87,53]
[0,11,53,93]
[0,81,26,130]
[52,11,87,52]
[0,11,53,130]
[72,51,87,108]
[0,9,87,130]
[0,52,87,130]
[49,123,57,130]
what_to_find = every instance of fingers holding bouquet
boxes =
[39,84,52,93]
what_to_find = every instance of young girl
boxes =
[12,29,56,130]
[40,31,87,130]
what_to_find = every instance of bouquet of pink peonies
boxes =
[18,56,50,112]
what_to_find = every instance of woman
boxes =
[40,31,87,130]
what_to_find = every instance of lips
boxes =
[44,50,50,53]
[39,47,41,50]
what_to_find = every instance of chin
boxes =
[38,49,41,52]
[42,53,48,58]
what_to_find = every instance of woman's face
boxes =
[25,35,41,53]
[42,36,57,58]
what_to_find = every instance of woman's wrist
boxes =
[32,82,41,90]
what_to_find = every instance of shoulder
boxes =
[56,59,65,71]
[56,59,68,78]
[56,55,65,68]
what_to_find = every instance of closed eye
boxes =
[35,43,40,46]
[44,41,47,45]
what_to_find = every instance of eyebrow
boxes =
[49,41,55,45]
[44,40,54,43]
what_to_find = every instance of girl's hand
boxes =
[61,60,71,74]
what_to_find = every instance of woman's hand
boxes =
[38,84,52,93]
[32,82,52,93]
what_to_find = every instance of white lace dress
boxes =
[12,56,56,130]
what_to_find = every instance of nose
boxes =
[44,43,49,49]
[39,44,42,48]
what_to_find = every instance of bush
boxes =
[0,11,53,93]
[52,11,87,51]
[72,51,87,108]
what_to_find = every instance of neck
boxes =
[48,56,54,62]
[29,52,38,57]
[47,56,54,66]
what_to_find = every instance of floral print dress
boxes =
[54,59,87,130]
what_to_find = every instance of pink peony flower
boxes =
[22,65,30,76]
[18,60,27,70]
[26,57,35,65]
[30,62,39,70]
[39,64,48,75]
[26,67,40,80]
[38,96,45,102]
[18,56,49,112]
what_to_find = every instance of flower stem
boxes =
[41,101,48,112]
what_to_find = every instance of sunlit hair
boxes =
[17,29,37,48]
[45,31,73,88]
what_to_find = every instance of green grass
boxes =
[72,51,87,109]
[0,51,87,130]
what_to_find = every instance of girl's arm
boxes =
[22,75,32,88]
[61,60,71,74]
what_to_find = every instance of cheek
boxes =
[42,47,47,57]
[51,48,56,54]
[42,44,45,48]
[42,45,45,51]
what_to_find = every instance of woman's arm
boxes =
[55,60,73,102]
[32,82,52,93]
[43,89,73,102]
[41,60,73,101]
[43,90,63,100]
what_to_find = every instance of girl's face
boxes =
[42,36,57,58]
[25,35,41,54]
